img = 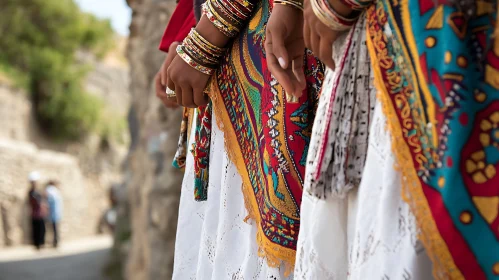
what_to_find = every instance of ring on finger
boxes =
[165,87,176,98]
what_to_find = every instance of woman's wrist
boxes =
[328,0,353,17]
[195,15,231,48]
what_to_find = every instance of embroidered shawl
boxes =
[366,0,499,278]
[174,0,324,270]
[205,0,324,270]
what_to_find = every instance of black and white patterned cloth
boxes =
[305,16,376,199]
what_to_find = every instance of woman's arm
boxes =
[303,0,372,69]
[155,0,196,108]
[166,0,257,108]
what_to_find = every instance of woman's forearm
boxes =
[195,15,231,48]
[329,0,354,17]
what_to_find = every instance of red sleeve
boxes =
[159,0,196,52]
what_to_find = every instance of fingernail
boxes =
[278,57,286,68]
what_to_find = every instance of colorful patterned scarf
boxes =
[365,0,499,278]
[196,0,323,270]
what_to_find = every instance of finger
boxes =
[162,43,179,86]
[164,45,178,69]
[161,96,179,108]
[270,27,289,69]
[160,62,166,87]
[155,72,167,99]
[310,30,321,57]
[160,62,167,87]
[181,85,196,108]
[264,25,274,55]
[303,21,311,50]
[167,70,180,105]
[266,31,295,93]
[175,86,183,106]
[319,36,335,69]
[291,57,306,96]
[193,87,209,106]
[268,51,296,94]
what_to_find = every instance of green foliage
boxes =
[0,0,116,140]
[0,60,29,90]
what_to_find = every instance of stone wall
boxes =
[116,0,184,279]
[0,48,130,248]
[0,139,99,246]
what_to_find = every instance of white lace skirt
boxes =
[172,110,290,280]
[295,101,435,279]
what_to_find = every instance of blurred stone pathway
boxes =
[0,235,112,280]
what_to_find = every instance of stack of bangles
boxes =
[273,0,304,11]
[311,0,361,31]
[202,0,253,37]
[176,28,227,76]
[171,0,254,83]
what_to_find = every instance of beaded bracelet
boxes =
[274,0,304,11]
[176,45,216,75]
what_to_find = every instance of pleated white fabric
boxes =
[173,110,291,280]
[295,101,435,279]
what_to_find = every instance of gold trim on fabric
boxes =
[365,11,465,279]
[206,74,297,276]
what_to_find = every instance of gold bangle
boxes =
[182,42,218,67]
[183,37,220,65]
[203,2,240,37]
[189,29,226,54]
[274,0,304,11]
[207,0,241,29]
[218,0,251,20]
[311,0,352,31]
[176,45,216,75]
[239,0,254,9]
[210,0,243,24]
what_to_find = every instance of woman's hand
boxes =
[167,54,211,108]
[155,42,180,108]
[265,5,306,97]
[303,0,345,69]
[166,15,230,108]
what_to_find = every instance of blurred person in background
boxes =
[28,171,46,250]
[98,187,118,234]
[45,180,63,248]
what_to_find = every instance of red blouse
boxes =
[158,0,196,52]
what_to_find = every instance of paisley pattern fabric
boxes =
[192,105,212,200]
[173,107,191,170]
[365,0,499,278]
[173,104,212,201]
[203,0,324,269]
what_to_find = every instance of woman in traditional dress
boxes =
[160,0,324,278]
[286,0,499,279]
